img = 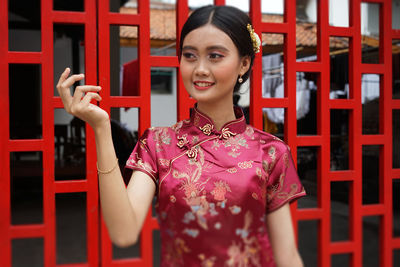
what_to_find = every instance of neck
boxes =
[197,101,236,131]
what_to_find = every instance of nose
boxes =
[194,59,210,77]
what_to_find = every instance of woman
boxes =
[56,5,305,267]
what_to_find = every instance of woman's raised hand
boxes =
[56,67,109,130]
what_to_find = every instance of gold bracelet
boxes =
[97,158,119,174]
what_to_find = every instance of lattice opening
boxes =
[331,181,350,241]
[54,109,86,181]
[12,238,44,267]
[362,216,380,267]
[9,64,42,139]
[56,192,87,264]
[11,151,43,225]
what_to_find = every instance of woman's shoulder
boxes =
[248,125,292,154]
[139,119,191,145]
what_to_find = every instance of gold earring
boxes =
[238,76,243,83]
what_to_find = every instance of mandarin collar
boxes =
[190,105,247,138]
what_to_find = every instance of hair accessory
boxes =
[97,158,119,174]
[238,76,243,83]
[247,24,261,54]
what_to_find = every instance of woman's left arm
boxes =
[266,203,304,267]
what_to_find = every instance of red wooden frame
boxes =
[0,0,398,266]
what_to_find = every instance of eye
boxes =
[182,52,196,60]
[209,53,224,60]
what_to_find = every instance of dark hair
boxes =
[179,5,256,93]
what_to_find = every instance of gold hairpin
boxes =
[247,24,261,54]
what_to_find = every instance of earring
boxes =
[238,75,243,83]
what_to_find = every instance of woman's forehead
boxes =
[182,24,236,50]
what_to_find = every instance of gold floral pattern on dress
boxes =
[192,135,199,144]
[256,168,262,178]
[268,146,276,161]
[282,152,289,167]
[200,123,214,135]
[267,153,300,204]
[212,134,249,158]
[172,150,215,230]
[277,183,300,200]
[138,137,147,148]
[126,153,156,176]
[194,113,200,126]
[238,160,253,169]
[226,211,262,267]
[262,160,271,175]
[165,238,191,266]
[198,254,217,267]
[172,120,184,133]
[152,127,172,152]
[183,228,200,238]
[255,167,268,201]
[244,126,255,138]
[158,159,170,168]
[226,167,238,173]
[211,180,232,202]
[229,205,242,215]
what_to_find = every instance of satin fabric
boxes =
[125,106,306,267]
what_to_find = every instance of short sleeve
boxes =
[124,129,158,188]
[265,144,306,213]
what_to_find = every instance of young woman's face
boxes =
[180,24,250,106]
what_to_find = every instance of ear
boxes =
[239,56,251,76]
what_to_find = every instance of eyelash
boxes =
[209,53,224,59]
[182,52,224,61]
[183,53,196,59]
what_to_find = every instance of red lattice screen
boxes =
[0,0,399,266]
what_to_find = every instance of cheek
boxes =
[180,62,192,81]
[213,64,239,84]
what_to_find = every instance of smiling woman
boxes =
[180,24,250,115]
[55,4,305,267]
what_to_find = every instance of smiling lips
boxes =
[194,81,215,90]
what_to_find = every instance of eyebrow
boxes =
[182,45,229,52]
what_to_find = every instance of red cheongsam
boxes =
[125,105,306,267]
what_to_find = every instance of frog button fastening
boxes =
[219,127,236,140]
[199,123,213,136]
[186,146,199,161]
[177,134,189,148]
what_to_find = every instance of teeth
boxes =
[195,82,213,87]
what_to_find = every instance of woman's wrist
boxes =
[93,119,112,137]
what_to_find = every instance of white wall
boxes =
[361,2,380,36]
[329,0,349,27]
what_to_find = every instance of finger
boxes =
[58,74,85,108]
[56,67,71,89]
[61,73,85,92]
[72,86,102,106]
[79,92,102,107]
